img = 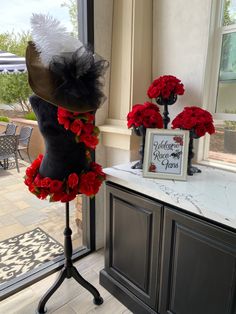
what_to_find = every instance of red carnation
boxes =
[68,173,79,189]
[147,75,185,100]
[127,104,145,128]
[172,106,215,138]
[127,102,163,129]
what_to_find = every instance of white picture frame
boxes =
[143,129,190,181]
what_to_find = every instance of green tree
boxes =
[0,31,32,113]
[61,0,78,37]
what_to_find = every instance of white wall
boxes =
[153,0,212,121]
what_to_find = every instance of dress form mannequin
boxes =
[29,94,89,180]
[25,14,106,313]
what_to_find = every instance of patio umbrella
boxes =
[0,50,26,73]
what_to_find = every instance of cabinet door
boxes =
[104,183,162,310]
[159,207,236,314]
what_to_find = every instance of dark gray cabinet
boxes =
[100,182,236,314]
[100,183,162,313]
[159,207,236,314]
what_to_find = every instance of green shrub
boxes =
[24,111,37,121]
[0,116,10,122]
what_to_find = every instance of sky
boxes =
[0,0,73,34]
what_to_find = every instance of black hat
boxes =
[26,14,108,113]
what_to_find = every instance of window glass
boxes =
[223,0,236,26]
[209,120,236,165]
[0,0,86,293]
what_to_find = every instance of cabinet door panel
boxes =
[159,207,236,314]
[105,183,162,310]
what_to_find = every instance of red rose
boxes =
[37,190,48,200]
[58,108,73,119]
[58,116,71,130]
[28,184,37,194]
[51,192,64,202]
[24,176,33,186]
[82,123,95,134]
[79,172,102,196]
[26,166,37,178]
[31,155,42,170]
[34,174,42,187]
[70,119,83,135]
[57,108,73,130]
[68,173,79,189]
[90,162,106,179]
[80,134,99,149]
[83,113,95,123]
[50,180,64,193]
[60,190,78,203]
[41,177,52,188]
[149,163,156,172]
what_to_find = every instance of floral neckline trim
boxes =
[24,155,106,203]
[57,108,100,149]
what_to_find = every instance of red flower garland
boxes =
[24,155,106,202]
[127,102,163,129]
[147,75,185,100]
[57,108,99,149]
[172,106,215,137]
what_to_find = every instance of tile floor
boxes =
[0,250,132,314]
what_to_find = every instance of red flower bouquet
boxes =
[127,101,163,129]
[24,155,106,202]
[58,108,100,149]
[172,106,215,138]
[147,75,185,101]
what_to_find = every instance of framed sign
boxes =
[143,129,189,181]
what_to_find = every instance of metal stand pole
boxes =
[37,202,103,313]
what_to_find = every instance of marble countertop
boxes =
[104,162,236,230]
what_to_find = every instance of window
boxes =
[202,0,236,169]
[0,0,96,301]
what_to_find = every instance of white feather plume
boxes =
[31,14,84,67]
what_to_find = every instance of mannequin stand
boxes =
[37,202,103,313]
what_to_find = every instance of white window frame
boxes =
[197,0,236,172]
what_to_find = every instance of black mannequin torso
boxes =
[30,95,89,180]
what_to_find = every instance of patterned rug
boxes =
[0,228,64,285]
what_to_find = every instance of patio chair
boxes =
[2,123,18,135]
[0,135,19,172]
[17,126,33,162]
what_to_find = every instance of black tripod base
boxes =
[36,202,103,313]
[37,264,103,313]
